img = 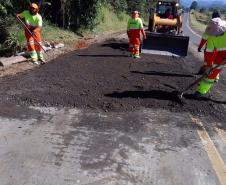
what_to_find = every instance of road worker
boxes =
[197,11,221,75]
[162,9,174,33]
[195,17,226,98]
[127,11,146,59]
[17,3,45,65]
[165,9,174,19]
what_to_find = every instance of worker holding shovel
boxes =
[194,17,226,98]
[17,3,45,65]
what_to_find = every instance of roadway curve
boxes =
[182,12,202,46]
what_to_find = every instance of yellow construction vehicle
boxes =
[142,0,189,57]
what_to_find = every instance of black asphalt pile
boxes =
[0,38,226,121]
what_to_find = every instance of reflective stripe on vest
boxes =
[206,48,214,52]
[217,47,226,51]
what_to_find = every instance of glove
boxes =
[198,47,202,52]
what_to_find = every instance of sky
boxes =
[181,0,226,7]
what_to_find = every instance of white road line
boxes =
[215,126,226,147]
[191,116,226,185]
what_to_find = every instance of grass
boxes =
[190,10,226,33]
[7,21,79,50]
[93,6,129,33]
[190,10,209,33]
[42,22,79,47]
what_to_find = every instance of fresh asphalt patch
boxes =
[0,38,226,121]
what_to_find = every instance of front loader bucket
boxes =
[142,32,189,57]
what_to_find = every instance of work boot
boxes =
[39,58,46,65]
[133,54,141,59]
[33,61,39,65]
[30,56,39,65]
[214,75,220,83]
[193,91,204,99]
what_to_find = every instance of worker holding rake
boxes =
[17,3,45,65]
[195,17,226,98]
[127,11,146,59]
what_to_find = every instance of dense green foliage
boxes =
[49,0,151,30]
[0,0,154,55]
[0,0,152,30]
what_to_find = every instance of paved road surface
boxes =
[1,105,226,185]
[183,12,202,46]
[1,13,226,185]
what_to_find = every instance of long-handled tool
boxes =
[178,73,208,99]
[178,62,225,100]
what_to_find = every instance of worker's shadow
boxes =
[105,90,226,105]
[102,42,128,51]
[105,90,181,103]
[184,94,226,105]
[130,71,194,78]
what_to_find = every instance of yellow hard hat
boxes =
[30,3,39,10]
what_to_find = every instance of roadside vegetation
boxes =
[190,10,209,33]
[189,1,226,33]
[0,0,155,56]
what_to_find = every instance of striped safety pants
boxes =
[128,30,141,56]
[197,50,226,94]
[203,50,217,70]
[25,28,43,62]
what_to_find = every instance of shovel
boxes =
[178,61,225,100]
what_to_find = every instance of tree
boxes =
[219,8,226,15]
[199,8,206,13]
[106,0,128,13]
[190,1,198,10]
[0,0,151,31]
[126,0,149,19]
